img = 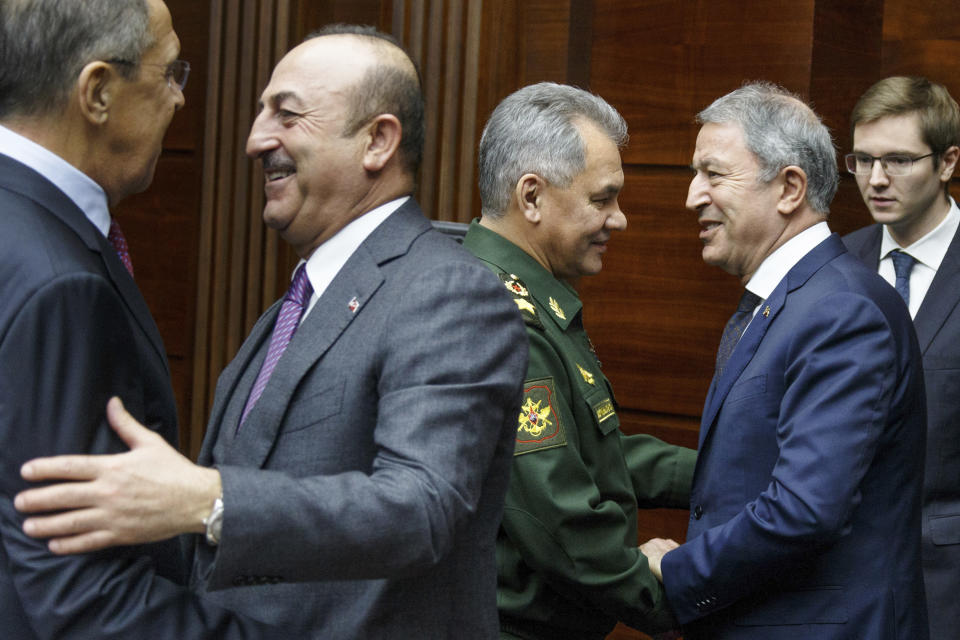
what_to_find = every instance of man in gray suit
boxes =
[842,76,960,640]
[15,24,529,638]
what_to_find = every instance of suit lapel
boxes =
[699,234,846,447]
[913,225,960,354]
[221,200,430,469]
[196,301,280,466]
[0,154,169,369]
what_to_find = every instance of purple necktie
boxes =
[108,219,134,277]
[239,264,313,427]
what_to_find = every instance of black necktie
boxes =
[715,289,763,376]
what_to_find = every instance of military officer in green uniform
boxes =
[464,82,697,639]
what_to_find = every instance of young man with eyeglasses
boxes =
[843,75,960,640]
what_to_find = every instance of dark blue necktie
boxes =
[715,289,763,377]
[890,250,916,307]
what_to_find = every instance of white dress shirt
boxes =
[878,198,959,318]
[743,221,832,331]
[298,196,409,320]
[0,123,111,236]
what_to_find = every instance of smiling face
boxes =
[535,119,626,282]
[245,36,378,257]
[102,0,184,204]
[852,112,956,246]
[687,121,786,284]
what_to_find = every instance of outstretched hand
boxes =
[639,537,679,582]
[14,397,221,554]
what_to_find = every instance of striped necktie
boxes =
[239,264,313,428]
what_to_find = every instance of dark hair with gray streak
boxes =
[0,0,152,119]
[305,24,425,174]
[478,82,628,218]
[697,82,839,214]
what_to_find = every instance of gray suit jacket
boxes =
[191,200,529,638]
[844,223,960,640]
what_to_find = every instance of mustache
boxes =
[260,151,296,173]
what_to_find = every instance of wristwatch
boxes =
[203,495,224,546]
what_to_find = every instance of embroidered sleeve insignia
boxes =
[576,363,595,385]
[549,297,566,320]
[514,377,567,455]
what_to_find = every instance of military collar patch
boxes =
[576,363,595,385]
[515,377,567,455]
[499,272,543,330]
[549,297,566,320]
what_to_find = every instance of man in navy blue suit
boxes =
[0,0,274,637]
[643,83,928,639]
[843,76,960,640]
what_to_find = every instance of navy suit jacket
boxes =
[0,153,273,638]
[662,234,928,639]
[189,200,529,638]
[845,222,960,639]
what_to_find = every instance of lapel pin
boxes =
[763,306,770,318]
[348,296,360,313]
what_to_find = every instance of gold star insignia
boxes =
[513,298,536,314]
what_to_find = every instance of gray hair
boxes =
[697,82,839,214]
[0,0,152,119]
[478,82,628,217]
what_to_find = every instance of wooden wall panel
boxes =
[579,167,739,420]
[188,0,296,457]
[592,0,816,167]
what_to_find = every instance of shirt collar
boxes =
[0,123,111,236]
[880,197,960,271]
[746,221,831,300]
[300,196,408,303]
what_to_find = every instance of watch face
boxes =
[205,497,224,545]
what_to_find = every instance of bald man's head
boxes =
[304,25,424,175]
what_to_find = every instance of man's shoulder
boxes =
[841,222,882,255]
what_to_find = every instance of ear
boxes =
[939,145,959,183]
[76,61,115,125]
[361,114,402,172]
[776,165,808,216]
[515,173,544,224]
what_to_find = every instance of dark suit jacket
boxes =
[845,222,960,639]
[0,153,272,639]
[662,234,928,639]
[190,200,529,638]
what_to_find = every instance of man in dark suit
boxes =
[0,0,275,637]
[643,83,928,639]
[15,24,529,638]
[842,76,960,640]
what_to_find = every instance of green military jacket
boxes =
[463,221,697,639]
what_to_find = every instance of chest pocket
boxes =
[582,375,620,435]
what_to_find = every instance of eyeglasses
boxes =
[107,59,190,92]
[844,152,935,176]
